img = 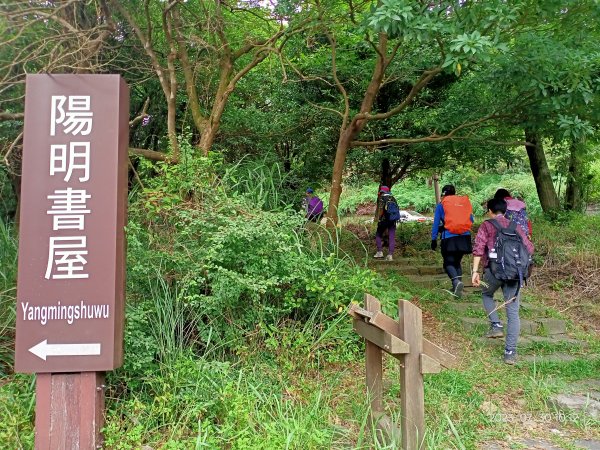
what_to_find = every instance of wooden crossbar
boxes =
[372,310,457,368]
[353,320,410,357]
[348,304,374,320]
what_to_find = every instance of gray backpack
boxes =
[488,219,531,287]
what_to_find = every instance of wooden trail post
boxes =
[349,294,457,449]
[365,295,384,415]
[15,75,129,449]
[433,174,441,204]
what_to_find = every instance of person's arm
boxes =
[315,197,324,215]
[375,196,383,220]
[431,203,443,240]
[307,197,317,215]
[472,256,482,286]
[471,223,490,286]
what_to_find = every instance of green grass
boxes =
[0,221,17,377]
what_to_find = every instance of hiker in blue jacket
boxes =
[430,185,474,297]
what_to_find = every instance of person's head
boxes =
[494,188,511,200]
[379,185,391,194]
[487,198,507,216]
[441,184,455,197]
[306,187,314,197]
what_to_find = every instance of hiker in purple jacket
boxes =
[305,188,324,222]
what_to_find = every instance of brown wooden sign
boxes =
[15,74,129,373]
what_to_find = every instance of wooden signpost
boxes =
[16,74,129,449]
[349,294,457,449]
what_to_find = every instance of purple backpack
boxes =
[504,198,529,236]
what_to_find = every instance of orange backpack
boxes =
[441,195,473,234]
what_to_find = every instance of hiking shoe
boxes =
[385,254,393,261]
[453,281,464,298]
[485,324,504,339]
[504,350,517,365]
[374,251,384,259]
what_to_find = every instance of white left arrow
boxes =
[28,340,101,361]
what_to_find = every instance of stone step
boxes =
[371,257,436,267]
[526,334,586,347]
[520,353,582,363]
[398,265,444,276]
[535,318,567,335]
[407,274,465,289]
[479,440,600,450]
[459,317,567,336]
[475,334,588,349]
[575,440,600,450]
[448,298,546,315]
[548,378,600,422]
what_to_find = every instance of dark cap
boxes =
[441,184,455,196]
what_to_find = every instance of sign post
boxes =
[349,294,457,449]
[15,74,129,448]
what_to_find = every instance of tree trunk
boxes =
[10,173,21,230]
[167,96,179,159]
[199,57,233,156]
[565,141,584,211]
[283,142,292,173]
[380,157,392,188]
[325,35,388,228]
[524,128,560,213]
[326,131,354,226]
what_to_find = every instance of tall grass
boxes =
[0,220,17,376]
[148,275,199,367]
[222,157,297,211]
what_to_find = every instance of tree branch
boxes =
[0,112,24,121]
[356,67,442,122]
[129,97,150,127]
[351,113,505,146]
[129,147,176,163]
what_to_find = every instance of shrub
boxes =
[125,155,374,364]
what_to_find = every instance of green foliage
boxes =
[321,170,542,217]
[126,153,373,358]
[0,221,17,376]
[0,374,35,448]
[222,156,297,211]
[533,214,600,257]
[0,168,17,224]
[588,158,600,203]
[366,0,519,75]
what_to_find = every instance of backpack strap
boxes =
[506,220,518,234]
[489,218,518,234]
[488,218,503,232]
